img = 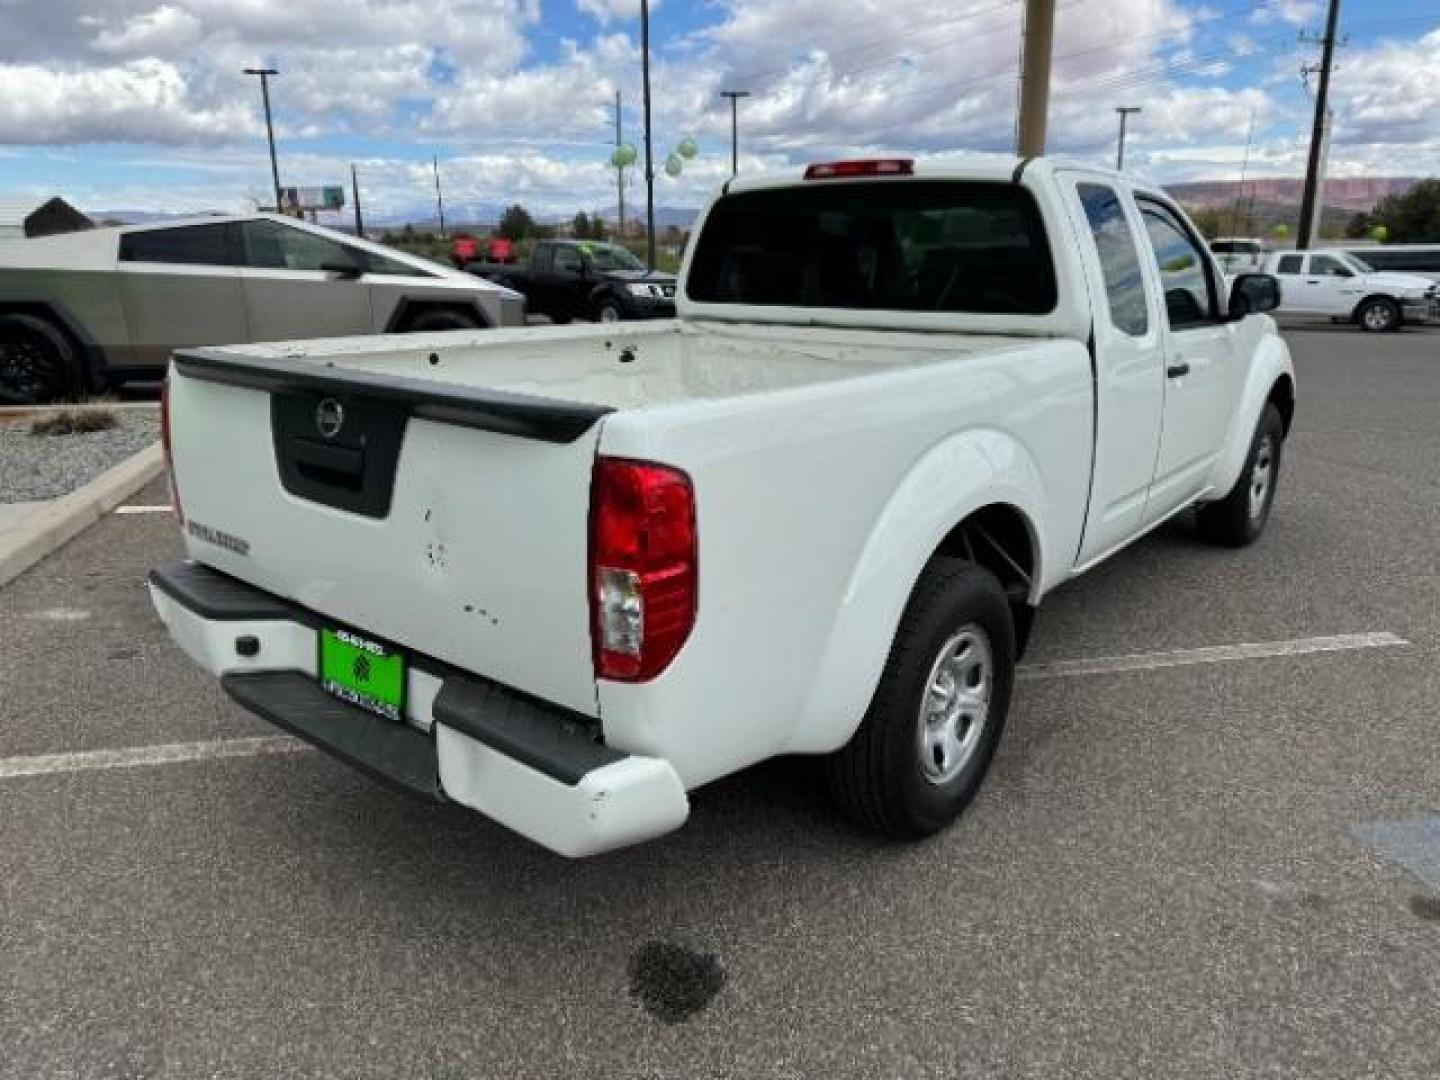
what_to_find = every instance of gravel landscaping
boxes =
[0,410,160,502]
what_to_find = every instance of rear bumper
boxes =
[1400,298,1439,323]
[148,561,688,857]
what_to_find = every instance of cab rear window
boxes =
[687,181,1057,315]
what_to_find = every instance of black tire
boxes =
[401,308,482,333]
[824,559,1015,839]
[1196,402,1284,547]
[1355,296,1400,333]
[593,297,626,324]
[0,313,80,405]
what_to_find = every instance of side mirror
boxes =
[1228,273,1281,320]
[321,258,363,280]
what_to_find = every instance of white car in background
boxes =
[0,213,526,404]
[1263,248,1439,332]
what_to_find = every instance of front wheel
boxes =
[1196,402,1284,547]
[593,298,625,323]
[1356,297,1400,332]
[824,559,1015,839]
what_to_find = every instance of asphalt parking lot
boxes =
[2,323,1438,1079]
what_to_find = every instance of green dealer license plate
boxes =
[319,627,406,722]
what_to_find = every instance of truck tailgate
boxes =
[166,350,608,718]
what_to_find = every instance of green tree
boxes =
[497,204,537,241]
[1344,211,1373,239]
[1370,180,1440,243]
[572,211,591,239]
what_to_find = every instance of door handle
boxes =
[1166,362,1191,379]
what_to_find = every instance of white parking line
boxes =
[114,505,173,515]
[1018,631,1409,680]
[0,631,1412,783]
[0,736,310,780]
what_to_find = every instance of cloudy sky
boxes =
[0,0,1436,221]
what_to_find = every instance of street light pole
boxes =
[433,155,447,239]
[641,0,656,270]
[1115,106,1141,171]
[242,67,282,213]
[720,90,749,176]
[351,163,364,237]
[614,91,625,237]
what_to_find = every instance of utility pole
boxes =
[1114,106,1141,171]
[641,0,656,270]
[432,155,447,238]
[1230,109,1257,236]
[1296,0,1341,250]
[242,68,282,213]
[613,91,625,236]
[351,163,364,237]
[1306,108,1334,242]
[720,90,750,176]
[1015,0,1056,157]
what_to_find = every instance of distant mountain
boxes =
[1167,177,1421,212]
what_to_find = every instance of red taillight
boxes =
[160,377,183,524]
[804,158,914,180]
[589,457,697,682]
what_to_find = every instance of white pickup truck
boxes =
[1263,248,1439,331]
[150,158,1294,857]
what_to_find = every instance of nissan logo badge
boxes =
[315,398,345,439]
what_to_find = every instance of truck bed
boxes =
[199,319,1042,413]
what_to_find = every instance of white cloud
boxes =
[92,5,204,56]
[576,0,655,24]
[0,59,256,145]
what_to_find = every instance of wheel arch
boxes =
[382,296,491,333]
[1206,331,1296,497]
[786,427,1051,756]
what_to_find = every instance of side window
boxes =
[1077,183,1148,336]
[1310,254,1350,277]
[1211,241,1236,254]
[1138,202,1216,330]
[240,220,355,272]
[532,245,554,272]
[1276,254,1304,275]
[119,224,234,266]
[552,246,583,274]
[361,249,431,277]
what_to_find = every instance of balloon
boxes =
[617,142,638,166]
[677,136,698,160]
[1271,223,1290,238]
[1370,224,1389,242]
[665,153,683,178]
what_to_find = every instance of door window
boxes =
[119,223,236,266]
[1275,254,1304,275]
[552,246,584,274]
[532,245,554,272]
[1138,202,1217,329]
[1076,183,1149,337]
[240,220,358,272]
[1309,254,1351,277]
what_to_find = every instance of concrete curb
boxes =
[0,442,165,588]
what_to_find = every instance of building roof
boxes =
[0,196,92,236]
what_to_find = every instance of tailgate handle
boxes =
[289,436,364,491]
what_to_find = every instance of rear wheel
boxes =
[1356,297,1399,332]
[401,308,482,333]
[1196,402,1284,547]
[0,313,79,405]
[824,559,1015,839]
